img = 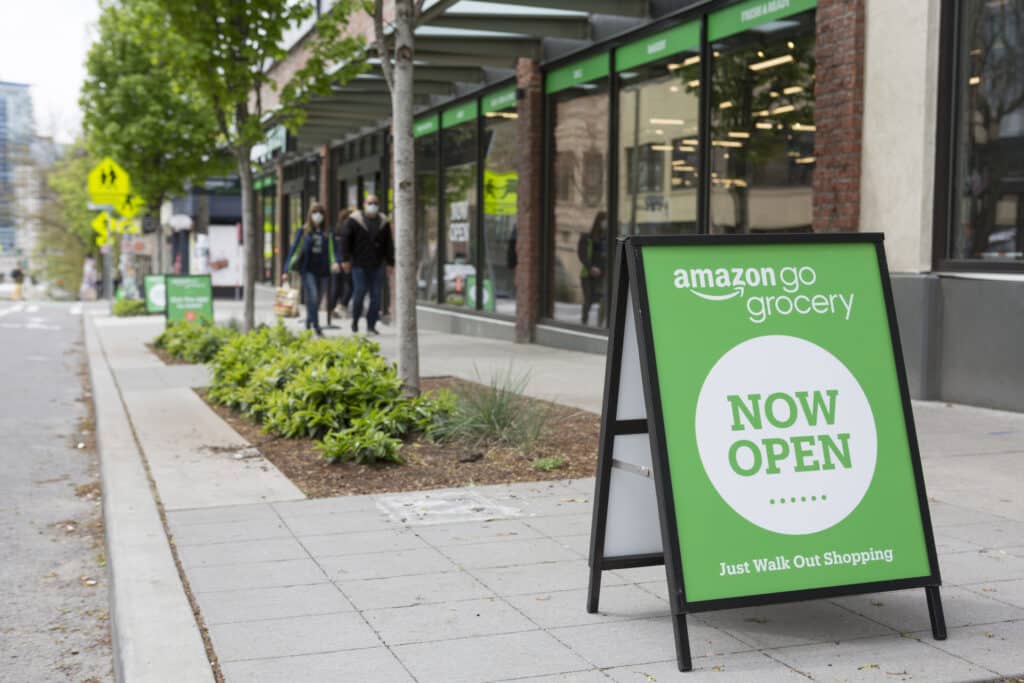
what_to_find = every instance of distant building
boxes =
[0,81,34,272]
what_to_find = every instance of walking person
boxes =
[329,207,355,318]
[284,202,339,336]
[339,194,394,335]
[10,265,24,301]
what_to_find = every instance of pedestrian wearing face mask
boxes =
[284,202,339,336]
[339,194,394,335]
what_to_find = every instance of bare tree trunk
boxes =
[391,0,420,393]
[236,148,256,331]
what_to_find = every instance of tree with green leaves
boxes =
[81,0,227,272]
[151,0,368,330]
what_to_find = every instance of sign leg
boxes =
[672,613,693,672]
[586,564,602,614]
[925,586,947,640]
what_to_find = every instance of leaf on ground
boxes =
[711,664,725,672]
[858,663,880,670]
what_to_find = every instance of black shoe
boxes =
[315,329,325,338]
[367,327,380,336]
[351,320,359,333]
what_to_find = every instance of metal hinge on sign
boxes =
[612,459,652,479]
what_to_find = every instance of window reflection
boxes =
[442,123,477,306]
[482,109,519,315]
[952,0,1024,262]
[618,54,701,235]
[550,83,610,328]
[415,134,439,301]
[709,11,816,234]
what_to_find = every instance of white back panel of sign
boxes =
[604,433,664,557]
[616,291,647,421]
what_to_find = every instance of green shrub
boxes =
[532,456,567,472]
[153,320,238,364]
[112,299,147,317]
[204,325,453,465]
[430,367,553,450]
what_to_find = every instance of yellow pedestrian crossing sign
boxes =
[88,157,131,207]
[117,193,145,218]
[92,211,112,247]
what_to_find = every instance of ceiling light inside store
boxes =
[784,86,803,95]
[650,118,685,125]
[677,145,696,152]
[682,138,698,145]
[712,140,744,148]
[749,54,795,71]
[756,122,774,129]
[755,109,771,117]
[791,123,815,131]
[688,79,701,87]
[651,145,673,151]
[719,101,734,109]
[771,104,796,114]
[969,76,981,85]
[683,55,700,67]
[728,131,751,138]
[795,156,816,164]
[788,41,795,50]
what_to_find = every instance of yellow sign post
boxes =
[91,211,112,247]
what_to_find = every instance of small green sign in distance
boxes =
[442,101,479,129]
[164,274,213,324]
[144,274,166,313]
[482,86,517,114]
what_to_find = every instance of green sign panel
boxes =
[616,21,700,72]
[587,234,945,672]
[413,114,439,138]
[466,275,495,312]
[482,87,517,114]
[144,274,166,313]
[442,101,479,129]
[546,53,610,94]
[709,0,817,41]
[164,274,213,324]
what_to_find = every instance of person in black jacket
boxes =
[577,211,608,326]
[340,194,394,334]
[284,202,338,336]
[328,207,355,318]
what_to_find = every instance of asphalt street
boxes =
[0,301,111,682]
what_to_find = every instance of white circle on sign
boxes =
[694,335,877,535]
[147,283,166,309]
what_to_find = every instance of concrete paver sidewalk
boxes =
[90,309,1024,682]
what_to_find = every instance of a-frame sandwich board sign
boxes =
[588,234,947,672]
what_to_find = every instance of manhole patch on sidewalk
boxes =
[376,490,522,526]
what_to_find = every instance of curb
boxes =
[84,314,215,683]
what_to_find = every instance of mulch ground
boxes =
[196,377,601,498]
[145,343,191,365]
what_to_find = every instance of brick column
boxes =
[319,144,331,216]
[812,0,866,233]
[515,58,543,343]
[274,162,285,282]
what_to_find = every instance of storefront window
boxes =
[950,0,1024,262]
[548,54,611,328]
[708,7,816,234]
[441,103,478,307]
[482,88,519,316]
[617,23,701,236]
[414,128,439,301]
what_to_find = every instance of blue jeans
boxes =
[301,271,323,331]
[351,265,384,330]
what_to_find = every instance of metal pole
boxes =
[102,250,113,300]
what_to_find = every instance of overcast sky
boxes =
[0,0,100,144]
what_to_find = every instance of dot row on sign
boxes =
[770,495,827,504]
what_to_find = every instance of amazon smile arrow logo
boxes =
[691,287,745,301]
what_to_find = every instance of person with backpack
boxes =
[339,194,394,335]
[284,201,338,336]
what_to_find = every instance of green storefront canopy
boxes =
[413,113,439,138]
[616,21,700,72]
[482,86,517,114]
[442,100,479,129]
[709,0,817,41]
[546,52,610,94]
